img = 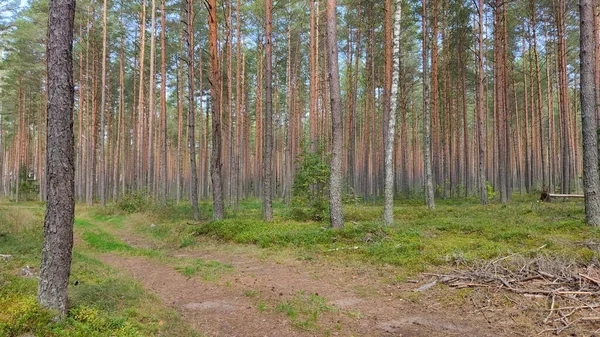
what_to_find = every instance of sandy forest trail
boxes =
[95,225,530,337]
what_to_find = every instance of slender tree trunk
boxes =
[77,23,84,201]
[98,0,108,206]
[233,0,242,207]
[176,24,184,203]
[263,0,273,221]
[208,0,224,220]
[431,0,440,191]
[531,1,547,192]
[38,0,75,317]
[113,36,124,201]
[186,0,199,220]
[159,0,167,200]
[137,0,146,189]
[384,0,401,224]
[422,0,435,209]
[147,0,156,194]
[556,0,571,194]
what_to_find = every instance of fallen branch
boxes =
[429,253,600,333]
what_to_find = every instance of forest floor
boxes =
[2,196,600,336]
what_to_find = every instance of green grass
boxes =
[81,194,600,277]
[175,258,232,281]
[275,291,333,331]
[0,203,200,337]
[183,195,600,274]
[3,195,596,336]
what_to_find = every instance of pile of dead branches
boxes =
[423,251,600,334]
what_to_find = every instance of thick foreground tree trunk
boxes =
[326,0,344,228]
[38,0,76,318]
[580,0,600,225]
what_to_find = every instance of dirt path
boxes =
[97,228,531,337]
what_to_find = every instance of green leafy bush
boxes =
[117,190,151,213]
[291,145,330,221]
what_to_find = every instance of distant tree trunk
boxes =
[325,0,344,228]
[113,26,125,201]
[38,0,75,318]
[147,0,156,194]
[87,37,97,205]
[556,0,571,194]
[522,35,531,193]
[233,0,242,207]
[77,23,84,201]
[309,1,317,152]
[185,0,199,220]
[136,0,146,189]
[431,0,440,191]
[580,0,600,226]
[384,0,401,225]
[531,1,546,192]
[98,0,108,206]
[208,0,224,220]
[176,24,184,203]
[422,0,435,209]
[477,0,487,204]
[159,0,167,200]
[545,43,555,192]
[263,0,273,221]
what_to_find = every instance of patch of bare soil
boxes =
[98,230,554,337]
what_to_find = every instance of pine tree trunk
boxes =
[137,0,146,190]
[580,0,600,225]
[147,0,156,194]
[159,0,167,200]
[208,0,224,220]
[556,0,571,194]
[38,0,75,317]
[325,0,344,227]
[262,0,273,221]
[176,24,184,203]
[186,0,199,220]
[531,1,547,192]
[98,0,108,206]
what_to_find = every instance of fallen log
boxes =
[540,192,584,202]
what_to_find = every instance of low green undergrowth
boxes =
[85,195,600,276]
[0,203,199,337]
[175,259,232,281]
[275,291,334,331]
[189,195,600,273]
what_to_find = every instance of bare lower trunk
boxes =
[263,0,273,221]
[98,0,107,206]
[186,0,199,220]
[326,0,344,228]
[38,0,76,317]
[208,0,224,220]
[580,0,600,225]
[384,0,401,224]
[422,0,435,209]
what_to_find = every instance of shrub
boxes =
[117,190,151,213]
[291,145,330,221]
